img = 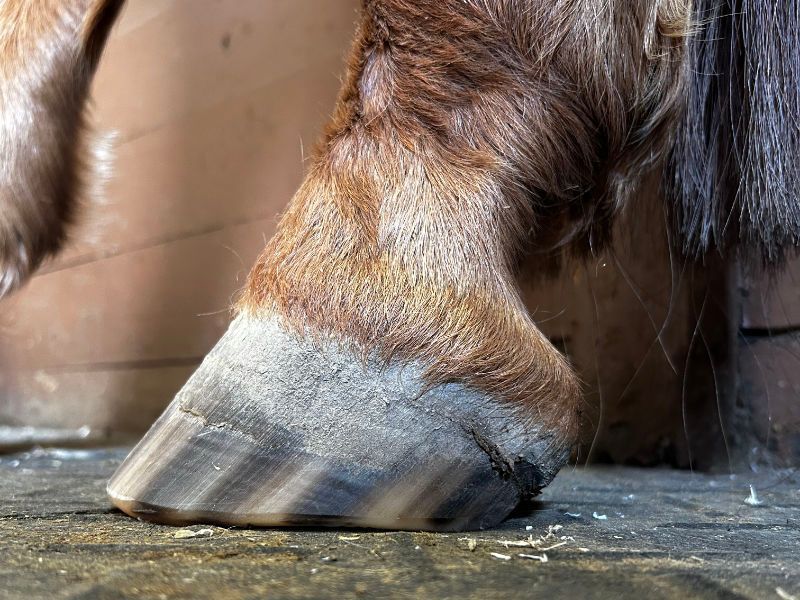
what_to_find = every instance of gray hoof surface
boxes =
[107,315,568,531]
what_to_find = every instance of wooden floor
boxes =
[0,448,797,599]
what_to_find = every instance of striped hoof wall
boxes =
[108,315,570,531]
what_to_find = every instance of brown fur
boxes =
[242,0,691,445]
[0,0,123,295]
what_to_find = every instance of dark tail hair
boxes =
[667,0,800,265]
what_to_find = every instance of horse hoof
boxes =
[107,314,570,531]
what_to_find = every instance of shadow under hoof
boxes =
[108,315,570,532]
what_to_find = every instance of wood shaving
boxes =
[173,528,214,539]
[545,525,563,538]
[776,587,797,600]
[539,541,567,551]
[490,552,511,561]
[498,540,535,548]
[497,526,571,554]
[518,553,548,562]
[745,485,764,507]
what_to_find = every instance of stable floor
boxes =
[0,448,797,599]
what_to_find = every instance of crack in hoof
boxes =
[469,427,546,502]
[177,401,266,448]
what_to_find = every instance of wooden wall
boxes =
[520,198,693,466]
[736,260,800,467]
[0,0,700,466]
[0,0,361,434]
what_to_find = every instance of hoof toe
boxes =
[108,315,570,531]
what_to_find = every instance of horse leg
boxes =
[108,0,689,530]
[0,0,123,295]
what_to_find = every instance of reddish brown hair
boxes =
[243,0,691,440]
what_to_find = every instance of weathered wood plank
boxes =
[49,58,343,270]
[91,0,359,143]
[740,259,800,330]
[737,331,800,467]
[1,449,797,599]
[0,219,272,370]
[49,0,356,268]
[0,365,196,433]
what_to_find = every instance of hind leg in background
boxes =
[104,0,689,531]
[0,0,123,294]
